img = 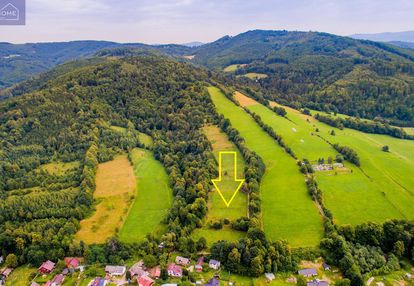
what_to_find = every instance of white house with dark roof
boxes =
[298,268,317,277]
[209,259,220,270]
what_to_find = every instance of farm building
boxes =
[209,259,220,270]
[138,275,155,286]
[175,256,190,266]
[39,260,55,273]
[167,263,182,277]
[105,265,126,276]
[298,268,317,277]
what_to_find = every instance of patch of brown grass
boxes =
[76,155,136,244]
[234,91,258,107]
[94,155,135,197]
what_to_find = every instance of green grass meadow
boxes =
[208,87,323,247]
[240,97,414,226]
[119,148,173,242]
[193,125,247,246]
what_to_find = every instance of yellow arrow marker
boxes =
[212,151,245,207]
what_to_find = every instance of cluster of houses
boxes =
[312,163,344,172]
[15,255,221,286]
[295,263,330,286]
[29,257,83,286]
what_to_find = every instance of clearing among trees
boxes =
[193,125,247,245]
[119,148,173,242]
[75,155,136,244]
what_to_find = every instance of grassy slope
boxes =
[76,155,136,244]
[4,265,36,286]
[119,148,172,242]
[246,98,414,225]
[208,87,323,247]
[193,125,246,245]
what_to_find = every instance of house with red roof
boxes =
[51,274,64,286]
[138,275,155,286]
[195,257,204,272]
[148,266,161,278]
[167,263,182,277]
[64,257,82,269]
[38,260,55,274]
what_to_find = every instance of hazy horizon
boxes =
[0,0,413,44]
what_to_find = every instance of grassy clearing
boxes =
[119,148,172,242]
[193,125,247,245]
[243,95,414,225]
[223,64,247,72]
[39,161,80,176]
[239,73,268,80]
[4,265,37,286]
[76,155,136,244]
[110,124,153,148]
[138,132,153,148]
[208,87,323,247]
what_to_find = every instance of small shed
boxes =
[265,273,275,281]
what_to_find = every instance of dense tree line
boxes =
[321,220,414,285]
[315,113,414,140]
[332,144,361,166]
[210,229,296,276]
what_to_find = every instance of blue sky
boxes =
[0,0,413,43]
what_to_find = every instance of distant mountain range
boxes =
[2,30,414,125]
[351,31,414,42]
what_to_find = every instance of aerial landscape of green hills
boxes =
[1,29,414,286]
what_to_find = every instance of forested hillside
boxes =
[0,41,193,89]
[0,56,217,265]
[193,30,414,125]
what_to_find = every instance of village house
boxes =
[105,265,126,276]
[298,268,317,277]
[167,263,182,277]
[138,275,155,286]
[307,280,328,286]
[149,266,161,278]
[265,273,275,281]
[209,259,220,270]
[175,256,190,266]
[49,274,64,286]
[205,278,220,286]
[322,262,331,271]
[39,260,55,274]
[195,257,204,272]
[64,257,82,269]
[129,261,148,278]
[89,277,107,286]
[0,268,12,279]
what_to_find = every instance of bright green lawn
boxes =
[258,100,414,225]
[241,73,268,80]
[193,125,247,245]
[223,64,240,72]
[119,148,172,242]
[208,87,323,247]
[138,132,153,148]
